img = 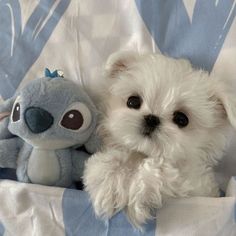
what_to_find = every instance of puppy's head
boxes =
[102,51,236,159]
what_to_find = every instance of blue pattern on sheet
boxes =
[0,222,5,236]
[234,199,236,223]
[234,176,236,222]
[62,189,156,236]
[0,0,70,99]
[135,0,236,72]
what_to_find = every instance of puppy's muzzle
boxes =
[143,114,160,136]
[24,107,54,133]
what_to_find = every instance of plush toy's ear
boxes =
[0,97,16,139]
[0,97,15,121]
[213,79,236,129]
[105,51,140,79]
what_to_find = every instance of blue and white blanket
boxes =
[0,0,236,235]
[0,178,235,235]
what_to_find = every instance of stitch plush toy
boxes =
[0,69,98,187]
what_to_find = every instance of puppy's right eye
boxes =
[12,103,20,122]
[127,96,142,109]
[173,111,189,128]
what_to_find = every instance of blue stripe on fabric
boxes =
[233,177,236,222]
[107,211,156,236]
[0,0,71,99]
[62,189,107,236]
[62,189,156,236]
[234,204,236,227]
[135,0,236,72]
[0,222,5,236]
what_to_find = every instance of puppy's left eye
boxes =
[127,96,142,109]
[173,111,189,128]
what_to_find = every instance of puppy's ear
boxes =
[105,51,140,78]
[213,79,236,129]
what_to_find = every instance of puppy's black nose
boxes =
[24,107,54,133]
[144,114,160,128]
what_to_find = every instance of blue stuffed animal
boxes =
[0,69,98,187]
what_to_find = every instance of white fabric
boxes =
[0,180,64,236]
[0,179,235,235]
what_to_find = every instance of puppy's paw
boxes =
[126,178,162,229]
[83,151,129,219]
[126,200,156,230]
[89,179,120,218]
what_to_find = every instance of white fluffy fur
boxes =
[83,52,236,229]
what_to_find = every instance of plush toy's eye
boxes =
[60,103,92,131]
[127,96,142,109]
[12,103,20,122]
[173,111,189,128]
[61,110,83,130]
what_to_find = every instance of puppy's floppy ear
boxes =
[213,78,236,129]
[105,51,140,78]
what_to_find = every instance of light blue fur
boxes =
[0,76,99,187]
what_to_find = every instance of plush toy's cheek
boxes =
[24,107,54,133]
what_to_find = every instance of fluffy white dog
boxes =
[83,51,236,228]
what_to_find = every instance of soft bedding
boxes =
[0,0,236,235]
[0,178,235,235]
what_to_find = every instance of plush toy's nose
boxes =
[24,107,54,133]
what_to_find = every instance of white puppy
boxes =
[83,52,236,228]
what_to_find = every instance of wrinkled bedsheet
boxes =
[0,1,236,235]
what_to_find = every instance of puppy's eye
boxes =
[173,111,189,128]
[127,96,142,109]
[12,103,20,122]
[61,110,83,130]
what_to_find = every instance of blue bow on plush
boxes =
[45,68,64,78]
